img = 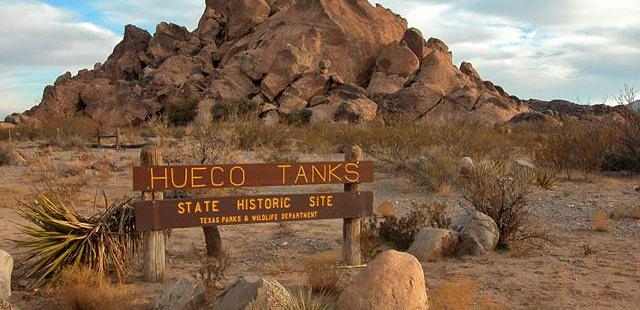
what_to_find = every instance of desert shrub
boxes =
[304,251,341,292]
[13,192,139,287]
[282,109,313,126]
[233,117,291,150]
[57,266,134,310]
[461,161,546,249]
[0,142,19,166]
[257,148,300,163]
[611,206,640,220]
[591,211,611,232]
[430,277,506,310]
[532,168,559,189]
[365,203,452,251]
[197,250,230,291]
[535,119,617,179]
[258,287,336,310]
[14,114,99,142]
[360,218,383,262]
[211,98,259,121]
[409,148,459,193]
[190,124,240,165]
[166,99,198,126]
[365,124,422,169]
[273,222,295,238]
[602,110,640,172]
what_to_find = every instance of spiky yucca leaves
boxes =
[13,192,139,287]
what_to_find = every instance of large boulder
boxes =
[336,250,428,310]
[408,228,458,261]
[153,276,205,310]
[456,211,499,256]
[0,250,12,302]
[401,27,427,59]
[212,277,289,310]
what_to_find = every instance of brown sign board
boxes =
[132,161,374,191]
[134,191,373,231]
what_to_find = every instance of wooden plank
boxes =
[140,145,165,283]
[343,145,363,266]
[134,191,373,231]
[132,161,374,191]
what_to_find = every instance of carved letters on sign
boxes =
[134,192,374,231]
[132,161,374,191]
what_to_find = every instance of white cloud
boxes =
[374,0,640,102]
[0,1,120,117]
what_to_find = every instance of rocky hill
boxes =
[10,0,531,128]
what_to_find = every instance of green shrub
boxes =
[282,109,312,126]
[166,99,198,126]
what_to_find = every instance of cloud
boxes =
[374,0,640,102]
[0,0,121,117]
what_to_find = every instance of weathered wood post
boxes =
[140,145,166,282]
[343,145,363,265]
[115,128,121,149]
[8,130,12,144]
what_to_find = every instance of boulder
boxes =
[103,24,151,80]
[460,157,475,174]
[374,42,420,78]
[0,250,12,302]
[408,227,458,261]
[401,27,426,59]
[337,250,428,310]
[366,72,406,96]
[224,0,271,39]
[260,44,313,101]
[460,61,481,83]
[276,92,307,114]
[335,98,378,123]
[512,159,535,173]
[153,276,205,310]
[212,277,289,310]
[148,22,192,62]
[456,212,499,256]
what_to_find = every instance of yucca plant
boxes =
[12,192,139,287]
[533,168,559,190]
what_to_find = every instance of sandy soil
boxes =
[0,146,638,309]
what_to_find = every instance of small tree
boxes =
[166,99,198,126]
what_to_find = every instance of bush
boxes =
[13,192,139,287]
[211,98,259,121]
[264,287,336,310]
[409,148,459,193]
[592,211,611,232]
[365,203,452,251]
[14,114,99,142]
[189,123,240,165]
[57,266,134,310]
[197,250,230,291]
[304,251,341,292]
[429,277,506,310]
[166,99,198,126]
[602,110,640,172]
[535,119,617,179]
[282,109,313,126]
[461,161,546,249]
[532,168,559,190]
[0,143,19,166]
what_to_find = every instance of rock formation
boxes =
[15,0,530,128]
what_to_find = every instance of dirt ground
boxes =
[1,146,639,309]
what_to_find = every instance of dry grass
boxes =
[592,211,612,232]
[197,250,230,296]
[409,147,459,194]
[304,251,341,293]
[279,288,337,310]
[611,206,640,220]
[430,277,507,310]
[378,202,395,217]
[0,142,20,166]
[273,222,296,239]
[57,266,135,310]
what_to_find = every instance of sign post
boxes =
[343,145,363,266]
[140,145,165,283]
[133,145,374,280]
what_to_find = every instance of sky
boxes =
[1,0,639,118]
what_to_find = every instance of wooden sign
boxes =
[132,161,374,191]
[134,191,373,231]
